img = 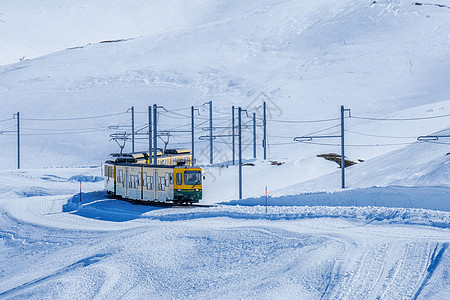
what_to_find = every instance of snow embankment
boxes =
[266,129,449,200]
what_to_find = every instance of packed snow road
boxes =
[0,168,449,299]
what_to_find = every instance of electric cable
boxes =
[0,118,13,123]
[346,130,418,139]
[22,111,127,121]
[0,124,17,131]
[267,117,341,124]
[21,128,107,136]
[305,124,341,136]
[351,113,450,121]
[296,140,416,147]
[21,126,108,132]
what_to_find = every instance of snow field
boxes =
[0,167,448,298]
[1,0,450,298]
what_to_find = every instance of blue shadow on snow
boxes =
[63,191,167,222]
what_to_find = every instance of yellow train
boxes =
[104,149,202,204]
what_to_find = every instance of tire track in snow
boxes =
[413,243,448,300]
[0,253,110,298]
[328,243,390,299]
[376,242,431,299]
[323,241,440,299]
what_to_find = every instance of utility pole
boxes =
[151,104,165,164]
[238,107,242,199]
[263,101,267,160]
[191,106,195,166]
[131,106,135,153]
[232,106,235,165]
[253,112,256,159]
[340,105,345,189]
[148,106,152,163]
[209,100,213,165]
[14,112,20,169]
[152,104,157,165]
[294,105,351,189]
[341,105,351,189]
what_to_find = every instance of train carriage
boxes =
[104,149,202,204]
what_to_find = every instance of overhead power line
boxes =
[0,124,17,131]
[346,130,418,139]
[306,124,341,136]
[21,126,107,132]
[351,113,450,121]
[296,140,416,147]
[0,118,13,123]
[22,111,127,121]
[267,117,341,124]
[21,129,107,136]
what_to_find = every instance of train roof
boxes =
[109,149,191,159]
[164,149,191,154]
[105,161,201,169]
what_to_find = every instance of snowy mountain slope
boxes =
[274,127,450,195]
[1,0,450,173]
[0,0,251,66]
[1,1,450,297]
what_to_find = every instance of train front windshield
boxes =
[184,171,201,185]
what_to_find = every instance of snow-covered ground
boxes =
[0,167,449,299]
[1,0,449,298]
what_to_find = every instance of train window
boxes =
[160,177,165,191]
[147,176,152,190]
[169,173,173,184]
[138,172,141,187]
[176,173,182,185]
[165,173,170,187]
[143,173,147,187]
[184,171,201,186]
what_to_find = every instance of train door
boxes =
[154,171,158,201]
